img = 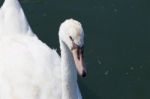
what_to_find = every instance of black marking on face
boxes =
[69,36,74,42]
[69,36,84,59]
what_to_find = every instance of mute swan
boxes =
[0,0,87,99]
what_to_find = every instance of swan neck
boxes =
[60,40,79,99]
[60,40,77,79]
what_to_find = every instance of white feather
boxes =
[0,0,83,99]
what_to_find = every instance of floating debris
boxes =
[43,13,47,17]
[130,5,135,9]
[104,70,109,75]
[93,6,98,9]
[139,65,143,69]
[125,72,129,75]
[137,77,141,80]
[97,59,102,65]
[130,66,134,70]
[114,8,118,12]
[112,3,115,7]
[101,6,105,9]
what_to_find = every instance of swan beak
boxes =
[72,48,87,78]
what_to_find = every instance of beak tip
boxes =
[81,70,87,78]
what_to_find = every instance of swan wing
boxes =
[0,0,33,35]
[0,35,61,99]
[0,0,62,98]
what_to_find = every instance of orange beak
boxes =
[72,47,87,77]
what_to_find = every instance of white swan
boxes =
[0,0,87,99]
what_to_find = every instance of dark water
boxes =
[1,0,150,99]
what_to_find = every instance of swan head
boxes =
[59,19,87,77]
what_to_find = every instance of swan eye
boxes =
[69,36,74,41]
[70,36,78,50]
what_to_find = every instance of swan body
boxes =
[0,0,86,99]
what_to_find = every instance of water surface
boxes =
[0,0,150,99]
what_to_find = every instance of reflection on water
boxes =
[1,0,150,99]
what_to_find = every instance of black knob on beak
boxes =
[81,70,87,78]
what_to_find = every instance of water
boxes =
[0,0,150,99]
